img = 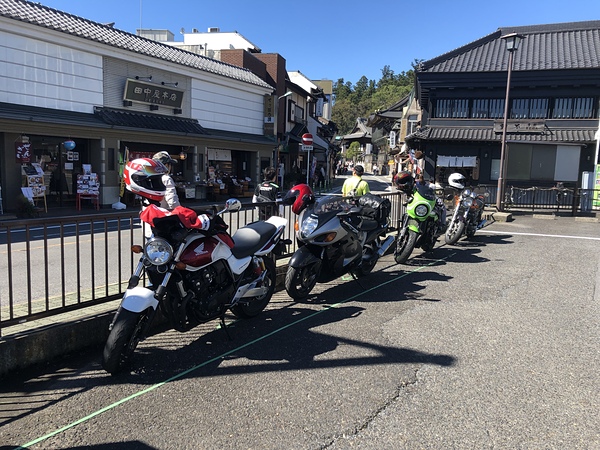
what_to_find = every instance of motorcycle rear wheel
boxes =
[231,257,276,318]
[285,262,320,300]
[102,308,150,375]
[394,230,417,264]
[445,219,465,245]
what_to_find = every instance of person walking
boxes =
[342,164,370,197]
[152,151,180,210]
[252,166,280,219]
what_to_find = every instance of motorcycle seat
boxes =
[231,221,277,259]
[359,217,379,231]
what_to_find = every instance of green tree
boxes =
[345,141,362,162]
[332,64,418,135]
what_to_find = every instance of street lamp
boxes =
[496,32,524,211]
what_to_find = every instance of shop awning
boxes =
[94,107,208,134]
[425,126,597,143]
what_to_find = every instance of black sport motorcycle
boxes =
[285,194,395,300]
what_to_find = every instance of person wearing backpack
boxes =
[342,164,370,197]
[252,166,280,219]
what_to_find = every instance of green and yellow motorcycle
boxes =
[393,172,445,264]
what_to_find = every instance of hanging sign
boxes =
[15,141,31,163]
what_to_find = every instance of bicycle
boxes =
[503,186,514,211]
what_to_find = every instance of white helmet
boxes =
[448,172,466,190]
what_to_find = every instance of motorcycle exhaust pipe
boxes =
[377,235,396,256]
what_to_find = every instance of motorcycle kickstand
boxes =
[350,272,367,290]
[219,314,232,340]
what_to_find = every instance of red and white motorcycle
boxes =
[102,158,289,374]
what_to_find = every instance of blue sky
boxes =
[39,0,599,85]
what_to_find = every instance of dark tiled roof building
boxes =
[412,20,600,191]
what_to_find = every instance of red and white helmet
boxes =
[283,183,314,215]
[124,158,168,202]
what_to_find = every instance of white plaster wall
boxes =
[0,30,103,113]
[0,18,271,134]
[191,78,266,134]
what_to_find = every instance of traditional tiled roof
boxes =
[421,126,595,143]
[0,101,107,127]
[94,107,207,134]
[0,0,272,89]
[420,21,600,73]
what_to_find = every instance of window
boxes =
[472,99,489,118]
[512,98,548,119]
[489,99,504,118]
[434,98,503,118]
[552,97,594,119]
[530,98,548,119]
[408,115,418,134]
[294,104,304,123]
[435,99,469,118]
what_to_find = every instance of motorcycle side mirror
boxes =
[224,198,242,212]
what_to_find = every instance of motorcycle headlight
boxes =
[144,237,174,265]
[462,197,474,208]
[463,189,472,197]
[300,215,319,238]
[415,204,429,217]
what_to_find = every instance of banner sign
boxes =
[15,141,31,163]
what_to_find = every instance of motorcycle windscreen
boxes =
[415,184,436,201]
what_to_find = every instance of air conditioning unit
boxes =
[208,27,220,33]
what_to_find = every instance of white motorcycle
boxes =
[102,198,288,374]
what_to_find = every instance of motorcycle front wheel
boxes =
[102,308,151,375]
[285,261,320,300]
[394,230,417,264]
[352,242,378,277]
[445,219,465,245]
[231,257,276,318]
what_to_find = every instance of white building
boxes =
[0,1,277,213]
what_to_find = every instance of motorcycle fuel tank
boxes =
[180,236,219,267]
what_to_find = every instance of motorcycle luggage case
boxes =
[357,193,391,223]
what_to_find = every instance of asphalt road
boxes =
[1,212,599,449]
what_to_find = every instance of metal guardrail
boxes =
[0,192,404,336]
[440,184,600,214]
[4,185,595,336]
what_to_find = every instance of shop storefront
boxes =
[19,135,92,208]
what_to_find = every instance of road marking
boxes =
[483,230,600,241]
[15,253,455,449]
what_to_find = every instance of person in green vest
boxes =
[342,164,370,197]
